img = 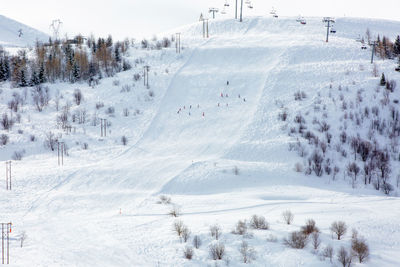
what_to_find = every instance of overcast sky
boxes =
[2,0,400,40]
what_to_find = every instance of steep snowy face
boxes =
[0,14,49,47]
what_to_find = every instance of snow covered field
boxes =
[0,16,400,266]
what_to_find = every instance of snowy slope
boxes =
[0,16,400,266]
[0,14,48,47]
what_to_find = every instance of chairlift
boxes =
[330,28,336,33]
[300,19,306,25]
[361,45,367,50]
[224,0,230,7]
[248,4,253,9]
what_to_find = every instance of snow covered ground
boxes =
[0,14,48,48]
[0,16,400,266]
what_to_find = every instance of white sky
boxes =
[2,0,400,40]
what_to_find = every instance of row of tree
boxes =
[0,35,132,87]
[373,34,400,60]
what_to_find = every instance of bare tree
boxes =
[20,231,27,248]
[331,221,347,240]
[337,246,352,267]
[352,236,369,263]
[232,220,248,235]
[311,231,321,250]
[210,224,222,240]
[282,210,294,225]
[283,231,308,249]
[209,242,225,260]
[322,245,334,262]
[192,235,201,249]
[250,215,269,230]
[239,241,256,263]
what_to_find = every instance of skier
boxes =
[202,112,205,117]
[221,93,223,97]
[238,94,241,98]
[227,81,229,86]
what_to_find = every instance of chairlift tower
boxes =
[209,8,219,19]
[323,17,335,43]
[240,0,244,22]
[370,41,378,64]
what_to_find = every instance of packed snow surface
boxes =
[0,16,400,266]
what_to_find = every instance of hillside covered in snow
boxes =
[0,16,399,266]
[0,14,48,48]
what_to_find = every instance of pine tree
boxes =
[72,62,80,82]
[380,73,386,86]
[0,59,4,81]
[394,35,400,56]
[19,69,27,87]
[30,70,39,86]
[3,58,10,80]
[38,63,46,83]
[114,45,121,63]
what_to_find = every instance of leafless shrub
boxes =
[337,246,352,267]
[157,195,171,204]
[12,150,25,161]
[282,210,294,224]
[232,220,247,235]
[183,246,194,260]
[121,84,132,93]
[182,226,191,243]
[210,224,222,240]
[283,231,308,249]
[31,85,50,112]
[1,113,13,130]
[209,242,225,260]
[278,110,288,121]
[133,73,141,81]
[105,106,115,115]
[311,231,321,250]
[0,134,9,145]
[239,241,256,263]
[301,219,319,235]
[82,143,88,150]
[330,221,347,240]
[148,90,154,97]
[44,132,58,151]
[168,205,180,217]
[352,236,369,263]
[29,135,36,142]
[123,108,129,117]
[173,220,185,238]
[322,244,334,262]
[192,235,202,249]
[250,215,269,230]
[73,89,83,105]
[96,102,104,109]
[112,79,120,86]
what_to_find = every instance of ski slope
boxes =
[1,16,400,266]
[0,14,48,48]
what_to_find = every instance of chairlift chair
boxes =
[300,19,306,25]
[361,45,367,50]
[224,0,230,7]
[248,4,253,9]
[330,28,336,33]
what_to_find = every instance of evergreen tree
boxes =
[72,62,80,82]
[0,59,4,81]
[3,58,10,80]
[114,45,121,63]
[19,69,27,87]
[30,70,39,86]
[38,63,46,83]
[380,73,386,86]
[394,35,400,56]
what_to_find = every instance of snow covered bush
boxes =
[157,195,171,204]
[282,210,294,224]
[337,246,352,267]
[209,242,225,260]
[239,241,256,263]
[249,215,269,230]
[0,134,9,145]
[192,235,201,249]
[232,220,247,235]
[210,224,222,240]
[283,231,308,249]
[183,246,194,260]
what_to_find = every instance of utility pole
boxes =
[57,142,65,166]
[175,33,181,54]
[323,17,335,43]
[209,8,219,19]
[143,65,150,88]
[371,40,378,64]
[235,0,238,19]
[100,119,107,137]
[1,223,11,264]
[5,162,11,190]
[240,0,244,22]
[201,19,209,38]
